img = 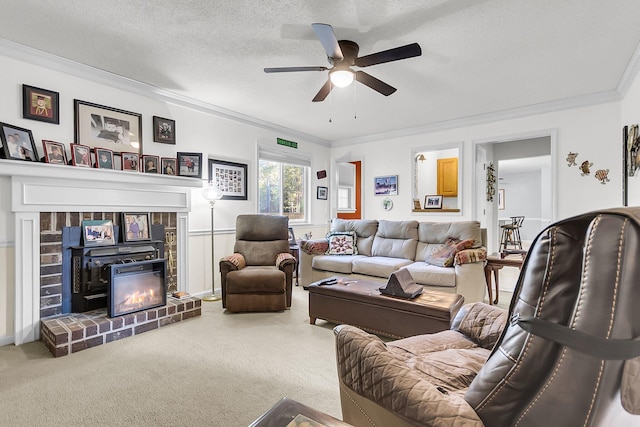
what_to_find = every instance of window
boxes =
[258,148,310,222]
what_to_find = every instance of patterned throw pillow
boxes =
[325,231,358,255]
[425,238,474,267]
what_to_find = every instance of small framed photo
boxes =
[121,152,140,172]
[23,84,59,124]
[70,143,92,168]
[288,227,296,245]
[122,212,151,242]
[42,140,67,165]
[208,158,248,200]
[177,152,203,178]
[142,155,160,173]
[374,175,398,196]
[153,116,175,144]
[161,157,177,175]
[0,122,39,161]
[95,148,114,169]
[413,199,422,210]
[498,189,505,210]
[317,186,328,200]
[424,195,443,209]
[82,219,115,247]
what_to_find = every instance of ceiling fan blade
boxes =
[264,66,328,73]
[312,80,333,102]
[311,23,344,62]
[355,71,396,96]
[355,42,422,67]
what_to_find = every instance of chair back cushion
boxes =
[465,207,640,426]
[234,215,289,266]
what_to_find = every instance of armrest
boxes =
[219,253,246,273]
[276,252,296,270]
[451,302,508,349]
[300,238,329,255]
[454,247,487,265]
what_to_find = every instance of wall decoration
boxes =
[153,116,175,144]
[594,169,610,184]
[566,152,578,166]
[383,198,393,211]
[498,189,505,210]
[161,157,177,175]
[413,199,422,210]
[42,140,67,165]
[208,158,247,200]
[486,162,496,201]
[316,170,327,179]
[374,175,398,196]
[74,100,142,154]
[95,148,114,169]
[424,195,443,209]
[82,219,115,247]
[623,125,629,206]
[22,84,59,124]
[70,143,92,168]
[142,155,160,173]
[122,213,151,242]
[0,122,38,161]
[121,152,140,172]
[627,124,640,177]
[317,186,328,200]
[177,152,203,178]
[579,160,593,176]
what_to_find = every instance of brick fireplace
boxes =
[2,160,202,345]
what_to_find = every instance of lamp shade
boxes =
[202,182,223,203]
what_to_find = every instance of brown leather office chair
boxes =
[335,207,640,426]
[219,215,296,312]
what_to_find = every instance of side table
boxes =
[289,244,300,286]
[485,252,524,305]
[249,397,351,427]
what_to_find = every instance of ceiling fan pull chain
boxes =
[353,74,357,119]
[329,85,333,123]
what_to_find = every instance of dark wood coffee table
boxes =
[249,397,351,426]
[308,278,464,339]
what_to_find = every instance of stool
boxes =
[500,216,525,252]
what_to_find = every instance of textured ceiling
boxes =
[2,0,640,145]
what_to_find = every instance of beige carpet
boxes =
[0,286,342,426]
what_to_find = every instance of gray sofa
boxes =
[300,218,488,303]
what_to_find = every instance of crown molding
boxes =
[617,41,640,95]
[0,38,330,147]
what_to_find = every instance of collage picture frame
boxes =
[209,158,248,200]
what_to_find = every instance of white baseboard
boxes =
[0,334,15,346]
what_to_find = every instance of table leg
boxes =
[493,269,500,305]
[484,267,493,305]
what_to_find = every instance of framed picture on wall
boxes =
[208,158,248,200]
[153,116,176,144]
[0,122,39,161]
[317,186,328,200]
[22,84,60,124]
[498,189,505,210]
[74,99,142,154]
[42,140,67,165]
[374,175,398,196]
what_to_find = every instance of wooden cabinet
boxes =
[437,157,458,197]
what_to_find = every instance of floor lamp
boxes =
[201,182,223,302]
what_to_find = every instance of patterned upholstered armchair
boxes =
[219,214,296,312]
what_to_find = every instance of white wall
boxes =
[0,50,330,344]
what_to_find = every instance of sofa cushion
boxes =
[326,231,358,255]
[331,218,378,256]
[371,220,418,259]
[403,262,457,287]
[312,254,366,274]
[415,221,483,261]
[425,238,475,267]
[352,256,414,278]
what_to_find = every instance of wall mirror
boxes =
[412,142,462,212]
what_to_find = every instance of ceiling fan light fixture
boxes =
[330,69,354,88]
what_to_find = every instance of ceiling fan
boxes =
[264,23,422,102]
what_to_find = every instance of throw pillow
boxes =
[325,231,358,255]
[425,238,474,267]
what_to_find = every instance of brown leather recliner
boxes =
[334,207,640,426]
[219,215,296,312]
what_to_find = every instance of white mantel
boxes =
[1,159,203,345]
